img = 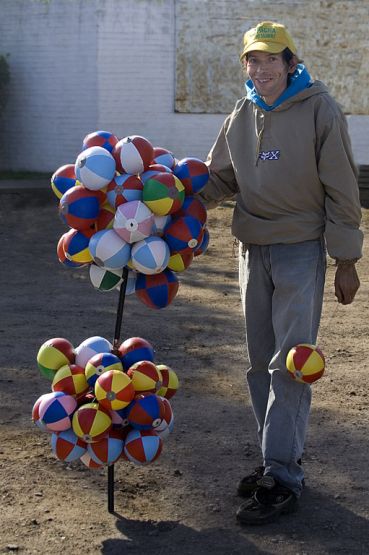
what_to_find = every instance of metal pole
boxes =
[108,266,129,514]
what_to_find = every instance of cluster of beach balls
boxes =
[32,335,179,467]
[52,130,210,309]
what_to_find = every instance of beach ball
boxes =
[75,146,116,191]
[164,216,203,254]
[92,202,115,232]
[152,147,176,169]
[82,130,119,153]
[89,229,131,270]
[140,163,172,184]
[52,364,89,397]
[75,336,113,369]
[32,393,53,431]
[59,186,105,231]
[95,370,135,411]
[37,338,75,381]
[113,200,154,244]
[57,234,86,269]
[286,344,325,384]
[51,164,77,199]
[143,173,185,216]
[156,364,179,399]
[176,196,207,226]
[51,429,87,462]
[124,429,163,465]
[173,157,209,195]
[39,391,77,432]
[72,402,112,443]
[118,337,155,370]
[155,397,174,439]
[127,360,162,394]
[113,135,154,174]
[167,251,194,272]
[62,228,94,264]
[85,352,123,388]
[135,268,179,309]
[131,236,170,275]
[89,264,124,292]
[80,452,104,469]
[87,429,124,465]
[127,394,165,431]
[194,226,210,257]
[152,214,172,237]
[106,173,143,209]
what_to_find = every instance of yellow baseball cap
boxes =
[240,21,297,60]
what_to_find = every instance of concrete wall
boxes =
[0,0,368,173]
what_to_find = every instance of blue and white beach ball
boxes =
[75,146,116,191]
[131,236,170,275]
[89,229,131,270]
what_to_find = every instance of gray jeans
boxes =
[239,239,326,496]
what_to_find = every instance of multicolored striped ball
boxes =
[156,364,179,399]
[39,391,77,432]
[95,369,135,411]
[135,268,179,309]
[62,228,94,264]
[51,164,77,199]
[75,336,113,369]
[286,344,325,384]
[87,429,124,465]
[59,186,105,231]
[82,130,119,154]
[176,196,207,226]
[51,428,87,462]
[123,429,163,465]
[173,157,209,195]
[127,360,162,394]
[72,402,112,443]
[127,393,165,431]
[85,352,123,388]
[143,172,185,216]
[113,200,154,244]
[118,337,155,370]
[167,251,194,272]
[106,173,143,208]
[113,135,154,175]
[37,338,75,381]
[75,146,116,191]
[89,264,124,292]
[164,215,203,254]
[89,229,131,270]
[52,363,89,397]
[152,147,176,169]
[131,236,170,275]
[194,226,210,257]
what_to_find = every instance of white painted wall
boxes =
[0,0,367,172]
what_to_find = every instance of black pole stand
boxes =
[108,266,129,514]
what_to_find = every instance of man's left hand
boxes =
[334,263,360,305]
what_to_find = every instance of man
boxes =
[200,21,362,525]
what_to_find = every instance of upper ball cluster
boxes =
[52,130,211,309]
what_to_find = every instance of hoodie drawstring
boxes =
[254,108,265,166]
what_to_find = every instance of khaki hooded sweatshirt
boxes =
[201,79,363,260]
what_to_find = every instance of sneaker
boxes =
[237,459,304,498]
[237,466,265,498]
[236,476,298,525]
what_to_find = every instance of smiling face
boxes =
[245,50,296,105]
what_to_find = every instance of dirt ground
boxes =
[0,186,369,555]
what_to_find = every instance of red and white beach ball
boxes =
[131,236,170,275]
[123,429,163,465]
[113,135,154,175]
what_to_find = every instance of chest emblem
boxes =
[258,150,280,161]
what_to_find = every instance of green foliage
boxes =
[0,55,10,115]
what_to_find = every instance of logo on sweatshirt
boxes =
[259,150,280,161]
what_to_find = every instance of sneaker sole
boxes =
[236,498,299,526]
